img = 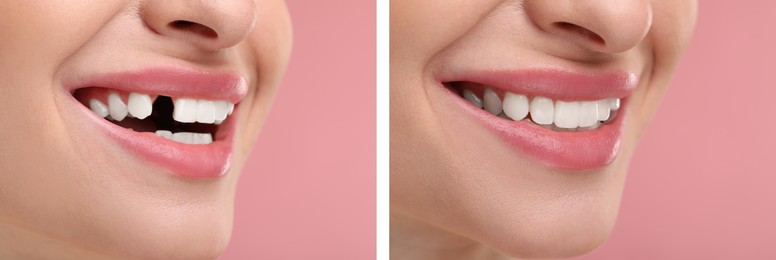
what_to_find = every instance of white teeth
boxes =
[461,89,483,108]
[609,98,621,110]
[127,93,153,119]
[554,101,580,129]
[502,92,529,121]
[578,101,599,128]
[168,132,213,145]
[174,98,234,124]
[196,100,216,124]
[194,133,213,144]
[155,130,172,139]
[173,98,198,123]
[213,101,230,121]
[89,99,109,118]
[108,92,128,121]
[596,100,611,121]
[529,96,554,125]
[461,88,623,131]
[171,132,191,143]
[483,88,502,115]
[89,92,234,125]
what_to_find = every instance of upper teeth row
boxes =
[88,92,235,124]
[462,88,621,130]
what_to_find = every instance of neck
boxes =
[390,210,512,260]
[0,220,111,259]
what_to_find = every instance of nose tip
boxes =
[524,0,653,53]
[141,0,257,51]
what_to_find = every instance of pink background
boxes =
[575,2,776,259]
[220,0,375,259]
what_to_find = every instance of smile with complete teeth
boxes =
[76,88,235,145]
[450,82,621,131]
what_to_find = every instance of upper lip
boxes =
[63,66,248,103]
[437,68,638,100]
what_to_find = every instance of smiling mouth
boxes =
[63,67,248,178]
[74,88,235,145]
[447,81,621,132]
[436,69,637,170]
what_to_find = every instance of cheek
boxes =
[390,0,503,66]
[0,1,124,208]
[0,2,123,72]
[648,0,697,67]
[630,0,697,136]
[229,0,291,170]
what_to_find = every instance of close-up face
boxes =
[0,0,290,258]
[391,0,696,258]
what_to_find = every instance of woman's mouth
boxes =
[63,67,248,178]
[437,69,637,170]
[75,89,235,145]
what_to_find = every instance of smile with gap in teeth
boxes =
[75,88,236,145]
[62,67,248,178]
[448,81,621,132]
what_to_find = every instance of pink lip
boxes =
[64,67,248,103]
[65,67,248,178]
[438,69,637,170]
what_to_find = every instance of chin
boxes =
[102,196,236,259]
[403,144,634,259]
[483,199,618,259]
[470,160,630,259]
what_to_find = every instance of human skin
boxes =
[390,0,696,259]
[0,0,290,259]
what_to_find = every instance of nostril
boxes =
[554,22,605,45]
[169,20,218,39]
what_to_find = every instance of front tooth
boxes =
[108,92,128,121]
[578,123,601,131]
[554,101,580,129]
[213,101,230,121]
[171,132,194,144]
[609,98,621,110]
[155,130,172,139]
[483,88,502,115]
[596,99,611,121]
[227,103,234,115]
[127,93,153,119]
[196,100,215,124]
[193,133,213,144]
[173,98,198,123]
[529,96,554,125]
[502,92,529,121]
[89,99,109,118]
[169,132,212,145]
[578,101,598,128]
[461,89,483,108]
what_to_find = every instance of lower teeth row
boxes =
[155,130,213,145]
[461,88,621,131]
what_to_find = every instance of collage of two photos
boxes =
[1,0,775,259]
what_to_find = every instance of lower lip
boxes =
[78,100,237,178]
[442,86,626,170]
